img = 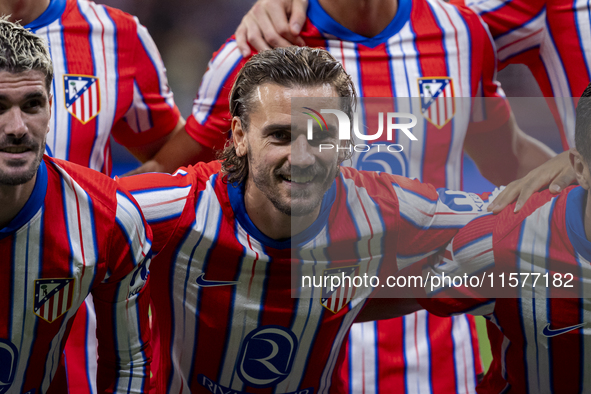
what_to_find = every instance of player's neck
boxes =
[318,0,398,38]
[243,182,321,240]
[1,0,50,26]
[0,176,36,229]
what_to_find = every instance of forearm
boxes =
[125,126,216,176]
[466,112,555,186]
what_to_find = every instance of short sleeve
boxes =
[185,37,249,151]
[111,16,181,148]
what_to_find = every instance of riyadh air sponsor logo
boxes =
[303,108,417,153]
[195,273,238,287]
[0,339,18,394]
[542,323,585,337]
[237,326,299,388]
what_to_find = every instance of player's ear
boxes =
[569,148,590,189]
[47,94,53,135]
[232,116,247,157]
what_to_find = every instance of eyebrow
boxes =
[0,91,46,102]
[262,123,292,134]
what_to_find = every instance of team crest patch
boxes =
[63,74,101,124]
[321,266,359,314]
[418,77,455,128]
[34,278,75,323]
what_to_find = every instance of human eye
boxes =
[23,99,43,112]
[271,130,290,142]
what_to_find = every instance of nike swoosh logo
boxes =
[542,323,585,337]
[195,273,238,287]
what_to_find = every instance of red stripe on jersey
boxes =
[61,4,96,168]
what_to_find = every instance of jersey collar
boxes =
[25,0,67,30]
[565,186,591,262]
[307,0,412,48]
[0,160,48,239]
[228,179,337,250]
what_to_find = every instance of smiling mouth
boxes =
[280,174,315,184]
[0,146,31,154]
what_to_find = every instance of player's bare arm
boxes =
[464,110,555,187]
[122,117,219,176]
[125,117,186,166]
[487,151,576,213]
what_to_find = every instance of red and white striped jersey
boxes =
[462,0,591,149]
[27,0,181,175]
[118,161,493,394]
[0,156,152,394]
[186,1,510,391]
[416,185,591,393]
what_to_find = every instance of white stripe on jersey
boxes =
[348,322,378,394]
[451,315,477,394]
[540,29,577,148]
[124,82,152,134]
[36,20,70,163]
[517,200,554,393]
[78,1,118,171]
[193,41,243,124]
[428,0,472,189]
[465,0,512,13]
[116,191,150,268]
[39,167,98,391]
[325,40,363,97]
[387,24,428,183]
[11,212,44,393]
[575,0,591,83]
[403,310,432,394]
[131,185,191,223]
[134,16,175,109]
[494,11,546,63]
[277,233,330,393]
[169,176,223,394]
[318,298,366,394]
[222,230,271,391]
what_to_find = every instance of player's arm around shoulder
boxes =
[92,185,153,393]
[382,173,495,269]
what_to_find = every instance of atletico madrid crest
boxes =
[321,266,359,314]
[34,278,75,323]
[63,74,101,124]
[418,77,455,128]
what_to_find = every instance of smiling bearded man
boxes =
[117,46,496,394]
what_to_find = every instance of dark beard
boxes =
[0,135,44,186]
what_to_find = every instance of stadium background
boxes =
[96,0,566,371]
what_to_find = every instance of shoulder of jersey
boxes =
[84,0,141,34]
[45,156,119,211]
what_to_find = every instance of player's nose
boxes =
[3,107,28,138]
[289,134,315,168]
